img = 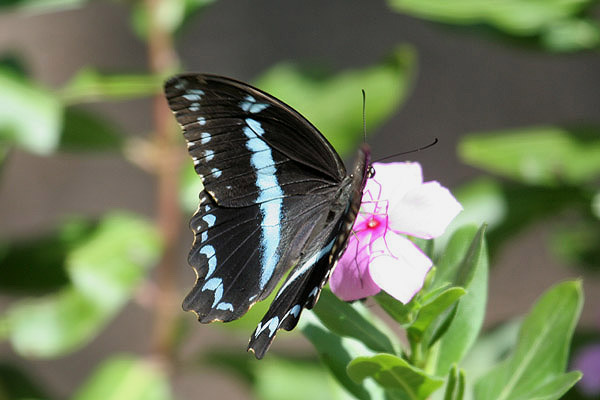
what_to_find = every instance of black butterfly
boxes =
[164,74,370,359]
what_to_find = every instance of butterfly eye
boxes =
[368,165,376,179]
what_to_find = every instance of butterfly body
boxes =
[164,74,369,358]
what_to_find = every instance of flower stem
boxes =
[145,0,181,364]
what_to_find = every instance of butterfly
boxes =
[164,74,370,359]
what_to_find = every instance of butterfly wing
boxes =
[165,74,346,207]
[249,146,370,359]
[164,74,349,323]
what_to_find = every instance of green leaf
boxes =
[347,354,444,399]
[255,46,416,157]
[520,371,582,399]
[0,218,95,294]
[0,0,89,12]
[3,213,161,358]
[0,54,29,78]
[460,320,521,394]
[541,18,600,52]
[201,349,258,385]
[131,0,216,39]
[255,357,333,400]
[430,225,488,376]
[0,362,49,400]
[432,225,480,289]
[458,126,600,186]
[312,289,397,354]
[59,68,163,104]
[205,352,350,400]
[59,107,123,151]
[407,287,466,338]
[387,0,594,36]
[66,213,160,309]
[443,365,465,400]
[0,68,63,155]
[474,281,583,400]
[446,178,588,259]
[299,312,381,400]
[438,179,507,253]
[179,162,204,213]
[410,236,435,260]
[550,221,600,271]
[72,355,173,400]
[375,290,418,325]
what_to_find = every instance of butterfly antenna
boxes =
[374,137,439,163]
[362,89,367,143]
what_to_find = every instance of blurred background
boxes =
[1,1,599,399]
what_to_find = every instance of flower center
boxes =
[367,217,380,229]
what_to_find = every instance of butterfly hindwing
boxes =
[248,147,370,358]
[184,189,338,323]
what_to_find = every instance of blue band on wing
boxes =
[243,118,283,290]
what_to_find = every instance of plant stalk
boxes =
[145,0,181,363]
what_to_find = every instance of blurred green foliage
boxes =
[72,355,173,400]
[387,0,600,52]
[0,67,62,155]
[2,213,161,358]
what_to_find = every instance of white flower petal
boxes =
[368,233,432,303]
[368,162,423,203]
[388,181,462,239]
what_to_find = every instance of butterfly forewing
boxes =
[164,74,370,358]
[165,74,346,207]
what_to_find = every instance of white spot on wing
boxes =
[290,304,301,317]
[216,302,233,311]
[255,316,280,338]
[202,214,216,227]
[200,245,217,277]
[183,94,202,101]
[275,240,335,300]
[200,132,211,144]
[240,95,269,113]
[202,277,223,308]
[251,103,268,113]
[282,304,302,322]
[211,168,222,178]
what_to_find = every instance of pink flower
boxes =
[573,343,600,396]
[330,162,462,303]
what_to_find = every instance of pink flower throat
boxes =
[367,217,380,229]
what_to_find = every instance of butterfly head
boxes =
[352,144,371,191]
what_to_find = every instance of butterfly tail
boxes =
[247,243,335,359]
